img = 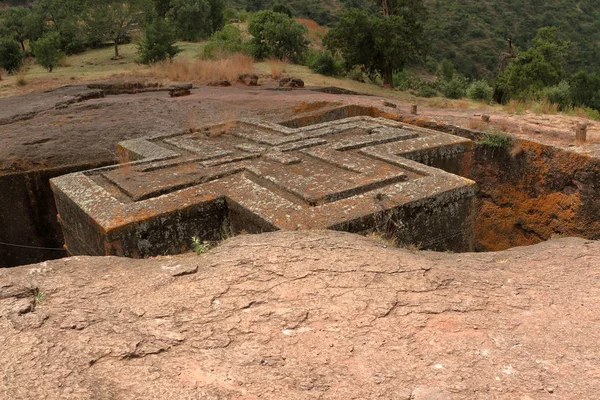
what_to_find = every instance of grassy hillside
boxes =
[225,0,600,78]
[2,0,600,78]
[425,0,600,78]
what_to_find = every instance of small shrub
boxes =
[466,80,493,102]
[412,84,438,98]
[0,39,23,73]
[392,69,409,90]
[440,76,468,99]
[394,72,439,96]
[308,50,341,76]
[16,70,27,86]
[137,18,180,65]
[33,288,46,306]
[191,236,210,254]
[543,80,572,110]
[346,65,368,82]
[366,232,398,247]
[370,71,383,86]
[573,106,600,121]
[33,32,64,72]
[202,24,245,59]
[223,7,237,21]
[532,100,559,115]
[505,99,526,115]
[438,59,455,81]
[479,131,511,148]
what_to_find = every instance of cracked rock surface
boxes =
[1,230,599,399]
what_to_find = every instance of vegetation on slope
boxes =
[1,0,600,118]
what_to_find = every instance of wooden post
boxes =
[576,122,588,143]
[411,105,418,115]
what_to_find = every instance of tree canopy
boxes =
[167,0,223,41]
[248,10,308,63]
[84,0,149,59]
[325,3,427,87]
[495,27,570,102]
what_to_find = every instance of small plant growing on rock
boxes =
[478,130,511,149]
[191,236,210,254]
[33,288,46,306]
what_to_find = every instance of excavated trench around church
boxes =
[2,104,600,267]
[285,105,600,251]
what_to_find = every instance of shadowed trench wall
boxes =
[406,118,600,251]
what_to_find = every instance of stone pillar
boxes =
[576,123,588,143]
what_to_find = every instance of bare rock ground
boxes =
[2,83,597,175]
[1,230,599,399]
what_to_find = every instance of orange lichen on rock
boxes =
[474,138,600,251]
[476,185,581,251]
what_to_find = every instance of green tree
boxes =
[1,6,46,51]
[207,0,225,34]
[137,16,180,64]
[36,0,88,54]
[272,3,293,18]
[2,7,30,51]
[496,27,570,101]
[439,59,455,81]
[325,6,426,87]
[570,71,600,111]
[33,31,64,72]
[0,38,24,73]
[373,0,428,21]
[152,0,171,18]
[85,0,150,59]
[246,0,265,12]
[248,10,308,63]
[167,0,212,41]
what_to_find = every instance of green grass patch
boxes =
[478,130,511,148]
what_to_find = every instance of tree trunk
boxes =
[380,0,390,16]
[114,41,120,59]
[382,65,394,88]
[20,41,25,52]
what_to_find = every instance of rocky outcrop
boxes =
[1,230,599,399]
[279,77,305,88]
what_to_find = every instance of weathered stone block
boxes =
[279,77,305,88]
[50,115,476,257]
[237,73,259,86]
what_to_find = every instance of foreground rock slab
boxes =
[1,230,599,399]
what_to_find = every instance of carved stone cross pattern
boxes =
[51,114,476,257]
